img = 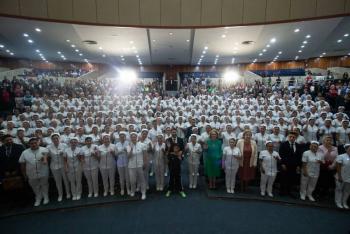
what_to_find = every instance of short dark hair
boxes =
[2,134,13,141]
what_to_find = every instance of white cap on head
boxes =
[265,140,273,145]
[69,137,79,142]
[344,143,350,150]
[310,141,319,145]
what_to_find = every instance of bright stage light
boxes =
[223,71,239,83]
[118,69,137,84]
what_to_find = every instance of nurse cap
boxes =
[141,129,149,133]
[101,133,110,139]
[190,134,197,138]
[344,144,350,150]
[119,131,127,136]
[51,133,60,138]
[265,140,273,145]
[310,141,320,145]
[157,133,164,138]
[69,137,79,142]
[129,132,138,137]
[17,128,25,132]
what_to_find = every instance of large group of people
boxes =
[0,72,350,211]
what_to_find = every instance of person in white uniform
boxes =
[335,143,350,209]
[152,134,166,191]
[64,137,83,200]
[222,138,241,194]
[115,132,130,195]
[80,136,99,198]
[139,129,152,190]
[300,141,324,201]
[46,133,70,201]
[19,137,49,206]
[98,134,117,196]
[259,141,281,197]
[127,132,147,200]
[185,134,202,189]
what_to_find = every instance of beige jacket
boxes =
[236,139,258,167]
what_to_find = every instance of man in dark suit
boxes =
[278,131,303,197]
[0,134,25,183]
[166,128,185,152]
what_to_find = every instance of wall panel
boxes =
[73,0,96,23]
[201,0,222,26]
[266,0,291,21]
[243,0,267,24]
[47,0,73,20]
[119,0,140,25]
[0,0,20,15]
[96,0,118,24]
[161,0,181,26]
[140,0,161,26]
[222,0,244,25]
[19,0,48,18]
[181,0,201,26]
[290,0,317,19]
[316,0,346,16]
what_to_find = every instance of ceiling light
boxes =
[169,32,173,36]
[186,39,190,42]
[35,49,40,53]
[134,50,138,54]
[71,44,76,48]
[60,55,64,58]
[231,58,235,64]
[221,34,226,38]
[303,41,308,44]
[266,44,270,48]
[10,52,14,56]
[200,55,204,58]
[152,39,156,42]
[338,39,343,43]
[35,28,41,32]
[120,55,124,58]
[129,41,134,44]
[263,49,267,52]
[278,51,282,54]
[259,53,263,56]
[322,52,326,55]
[57,51,61,54]
[79,53,83,56]
[6,49,10,53]
[203,51,206,54]
[344,34,349,37]
[0,44,4,48]
[131,46,136,50]
[99,46,103,50]
[23,33,29,37]
[121,58,125,61]
[298,50,302,53]
[204,46,208,50]
[28,39,33,43]
[306,35,311,38]
[294,29,300,33]
[63,58,66,60]
[102,54,106,57]
[301,45,305,48]
[348,53,350,55]
[233,51,237,54]
[270,38,276,43]
[319,55,323,58]
[75,49,79,52]
[295,56,299,59]
[216,55,219,57]
[66,39,70,42]
[39,53,43,56]
[136,55,139,58]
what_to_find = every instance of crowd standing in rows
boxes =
[0,73,350,210]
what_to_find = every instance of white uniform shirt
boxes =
[19,147,49,179]
[153,142,166,165]
[64,147,82,171]
[127,142,144,168]
[259,150,280,176]
[255,133,269,152]
[116,141,129,167]
[98,144,116,169]
[336,127,350,145]
[304,125,319,143]
[80,145,99,170]
[302,150,324,178]
[187,142,202,165]
[223,146,241,170]
[336,153,350,183]
[221,131,236,149]
[47,143,67,170]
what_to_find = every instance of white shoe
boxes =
[110,191,115,196]
[43,198,49,205]
[160,187,164,191]
[164,172,168,177]
[120,190,125,195]
[308,195,315,202]
[149,172,154,176]
[231,189,235,194]
[58,196,63,202]
[227,189,230,194]
[196,173,199,176]
[336,203,344,209]
[268,193,274,198]
[193,185,197,189]
[260,192,265,196]
[300,194,306,201]
[141,194,146,200]
[103,191,108,197]
[94,193,99,198]
[343,203,349,209]
[66,194,71,199]
[127,190,131,195]
[130,193,135,197]
[34,200,41,207]
[76,195,81,200]
[72,196,77,201]
[88,193,92,198]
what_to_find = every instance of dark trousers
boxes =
[316,168,335,197]
[279,167,298,195]
[168,159,182,192]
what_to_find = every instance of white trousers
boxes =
[28,176,49,202]
[335,180,350,206]
[51,168,70,197]
[300,175,318,197]
[143,163,150,189]
[83,168,99,195]
[100,167,116,193]
[155,161,165,189]
[129,167,146,195]
[189,163,200,187]
[224,167,239,191]
[117,166,130,192]
[260,173,276,194]
[67,168,82,197]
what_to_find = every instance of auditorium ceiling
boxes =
[0,16,349,66]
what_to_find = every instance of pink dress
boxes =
[239,142,255,182]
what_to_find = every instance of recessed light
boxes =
[35,28,41,32]
[75,49,79,52]
[263,49,267,52]
[39,53,43,56]
[186,39,190,42]
[266,44,270,48]
[120,55,124,58]
[298,50,302,53]
[200,55,204,58]
[28,39,33,43]
[61,55,64,58]
[66,39,70,42]
[216,55,219,57]
[57,51,61,54]
[152,39,156,42]
[0,44,4,48]
[203,51,206,54]
[136,55,139,58]
[121,58,125,61]
[221,34,226,38]
[278,51,282,54]
[79,53,83,56]
[204,46,208,50]
[344,34,349,37]
[303,41,308,44]
[71,44,76,48]
[134,50,138,54]
[63,58,66,60]
[322,52,326,55]
[338,39,343,43]
[102,54,106,57]
[10,52,14,56]
[301,45,305,48]
[348,53,350,55]
[23,33,29,37]
[98,46,103,50]
[6,49,10,53]
[270,38,276,43]
[306,35,311,38]
[169,32,173,35]
[294,29,300,33]
[36,49,40,53]
[259,53,263,56]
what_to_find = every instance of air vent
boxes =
[83,40,98,45]
[241,40,255,45]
